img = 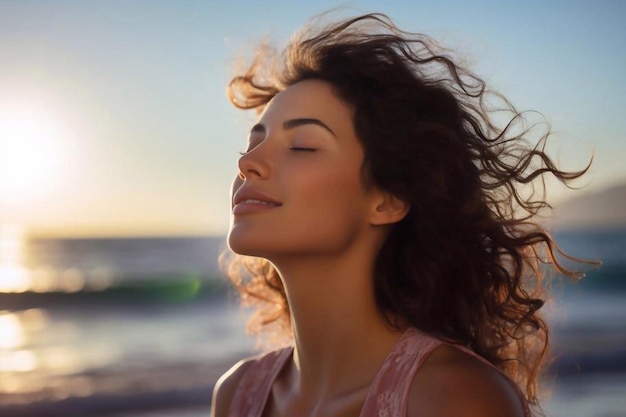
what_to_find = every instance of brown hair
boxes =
[224,13,593,412]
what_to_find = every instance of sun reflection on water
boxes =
[0,265,31,292]
[0,223,114,293]
[0,313,24,349]
[0,306,99,397]
[0,219,81,391]
[0,309,50,374]
[0,224,32,293]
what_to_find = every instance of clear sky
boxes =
[0,0,624,237]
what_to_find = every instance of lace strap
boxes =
[228,347,293,417]
[358,328,441,417]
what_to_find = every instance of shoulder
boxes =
[211,347,292,417]
[211,357,257,417]
[408,344,527,417]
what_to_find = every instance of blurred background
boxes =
[0,1,624,416]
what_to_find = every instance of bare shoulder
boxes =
[408,344,527,417]
[211,357,256,417]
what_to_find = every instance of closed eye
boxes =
[290,147,316,152]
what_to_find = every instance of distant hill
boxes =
[549,183,626,231]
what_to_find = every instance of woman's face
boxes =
[228,79,381,260]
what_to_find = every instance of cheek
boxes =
[293,166,367,222]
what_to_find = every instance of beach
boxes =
[0,232,624,417]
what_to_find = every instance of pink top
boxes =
[228,327,531,417]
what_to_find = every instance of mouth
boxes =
[232,190,283,215]
[237,198,281,206]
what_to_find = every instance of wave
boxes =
[0,276,230,311]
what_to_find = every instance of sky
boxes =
[0,0,624,238]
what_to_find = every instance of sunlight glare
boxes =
[0,223,24,261]
[0,101,65,200]
[0,312,24,350]
[40,346,86,375]
[0,265,31,293]
[30,267,59,293]
[0,350,38,373]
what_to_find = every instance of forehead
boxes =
[259,80,353,129]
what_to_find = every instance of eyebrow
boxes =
[250,118,336,137]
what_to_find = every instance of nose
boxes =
[237,144,271,180]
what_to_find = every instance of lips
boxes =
[232,188,282,214]
[237,199,279,205]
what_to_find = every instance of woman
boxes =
[212,13,590,417]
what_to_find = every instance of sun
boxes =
[0,102,64,200]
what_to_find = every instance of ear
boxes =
[369,191,410,226]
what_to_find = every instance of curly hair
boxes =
[223,13,592,412]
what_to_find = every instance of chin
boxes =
[227,227,266,257]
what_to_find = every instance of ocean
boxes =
[0,230,624,417]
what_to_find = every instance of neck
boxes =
[272,251,404,400]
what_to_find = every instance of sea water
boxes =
[0,232,624,417]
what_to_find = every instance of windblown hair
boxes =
[224,13,592,412]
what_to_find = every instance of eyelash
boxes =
[238,147,316,155]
